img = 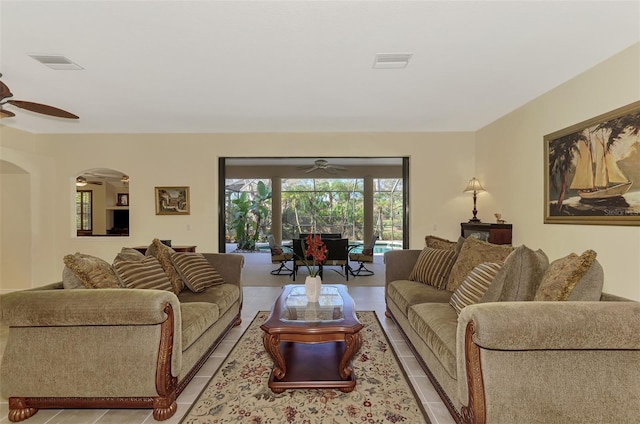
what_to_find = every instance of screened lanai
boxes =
[219,157,408,253]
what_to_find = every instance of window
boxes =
[282,178,363,240]
[373,178,403,242]
[76,190,92,235]
[219,157,409,252]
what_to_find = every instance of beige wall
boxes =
[0,131,475,291]
[2,43,639,299]
[0,164,31,289]
[476,42,640,300]
[1,127,58,290]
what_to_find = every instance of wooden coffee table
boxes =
[260,284,363,393]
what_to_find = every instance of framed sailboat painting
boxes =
[545,100,640,225]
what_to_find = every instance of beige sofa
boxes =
[384,237,640,424]
[0,252,244,422]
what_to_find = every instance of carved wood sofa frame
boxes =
[386,309,482,424]
[8,304,241,422]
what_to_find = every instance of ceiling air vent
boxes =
[372,53,413,69]
[29,54,84,70]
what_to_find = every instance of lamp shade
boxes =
[464,177,485,193]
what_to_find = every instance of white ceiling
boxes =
[1,0,639,135]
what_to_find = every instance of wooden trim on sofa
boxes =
[385,308,463,424]
[8,302,178,422]
[7,305,242,422]
[153,303,178,420]
[461,320,486,424]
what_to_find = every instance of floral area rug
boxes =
[181,311,430,424]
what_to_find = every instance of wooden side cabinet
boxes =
[460,223,512,245]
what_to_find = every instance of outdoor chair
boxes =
[268,235,294,276]
[291,238,310,281]
[349,234,378,276]
[322,238,350,281]
[292,237,350,281]
[298,233,342,239]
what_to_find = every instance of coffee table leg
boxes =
[262,332,286,379]
[339,332,363,380]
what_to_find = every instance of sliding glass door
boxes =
[218,157,409,252]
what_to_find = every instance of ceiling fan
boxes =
[297,159,347,174]
[76,170,129,187]
[76,176,102,186]
[0,73,79,119]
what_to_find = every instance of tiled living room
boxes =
[0,251,461,424]
[2,1,640,424]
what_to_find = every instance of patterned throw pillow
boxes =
[425,235,458,251]
[408,247,458,289]
[115,247,146,262]
[450,262,502,315]
[146,238,184,294]
[113,256,174,292]
[171,252,225,293]
[63,252,121,289]
[534,250,597,301]
[446,237,514,292]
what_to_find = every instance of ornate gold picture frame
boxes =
[544,100,640,225]
[155,186,190,215]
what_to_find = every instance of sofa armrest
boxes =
[1,288,180,327]
[457,301,640,350]
[456,301,640,424]
[202,253,244,287]
[0,288,183,383]
[383,250,421,286]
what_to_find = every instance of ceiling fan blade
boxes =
[7,100,79,119]
[0,81,13,101]
[330,165,347,171]
[304,167,318,173]
[0,108,15,118]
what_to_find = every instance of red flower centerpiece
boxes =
[300,234,327,302]
[301,234,327,277]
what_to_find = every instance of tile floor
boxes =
[0,255,456,424]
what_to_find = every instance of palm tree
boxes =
[596,111,640,148]
[548,132,584,211]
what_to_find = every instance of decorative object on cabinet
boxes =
[155,186,189,215]
[461,222,512,245]
[463,177,485,223]
[544,100,640,226]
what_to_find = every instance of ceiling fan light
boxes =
[76,176,87,186]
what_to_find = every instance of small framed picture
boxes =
[117,193,129,206]
[155,186,190,215]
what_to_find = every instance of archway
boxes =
[75,168,130,236]
[1,160,31,289]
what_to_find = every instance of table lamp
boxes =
[464,177,485,223]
